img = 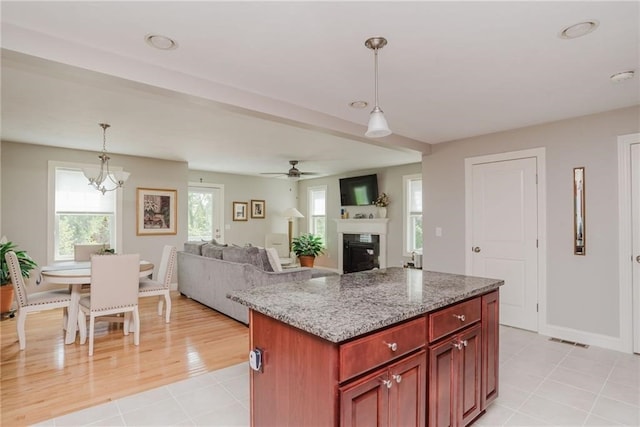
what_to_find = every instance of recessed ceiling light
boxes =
[145,34,178,50]
[610,70,635,83]
[559,20,599,39]
[349,101,368,109]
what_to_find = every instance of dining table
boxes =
[40,260,154,344]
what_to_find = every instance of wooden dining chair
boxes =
[78,254,140,356]
[4,251,72,350]
[138,245,176,323]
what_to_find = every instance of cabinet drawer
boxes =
[428,298,481,342]
[340,317,426,382]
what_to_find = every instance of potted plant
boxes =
[0,240,38,313]
[291,233,325,268]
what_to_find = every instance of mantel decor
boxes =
[136,188,177,235]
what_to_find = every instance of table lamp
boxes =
[282,207,304,253]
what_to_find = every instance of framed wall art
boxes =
[251,200,266,219]
[233,201,248,221]
[137,188,177,235]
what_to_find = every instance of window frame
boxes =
[47,160,124,264]
[307,185,327,244]
[403,174,423,257]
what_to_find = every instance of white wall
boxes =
[298,163,422,269]
[423,106,640,349]
[188,170,299,247]
[1,141,188,288]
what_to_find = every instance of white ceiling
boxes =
[1,1,638,178]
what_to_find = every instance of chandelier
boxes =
[364,36,391,138]
[82,123,130,194]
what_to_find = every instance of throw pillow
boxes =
[209,238,228,247]
[202,243,223,259]
[184,241,205,256]
[265,247,283,272]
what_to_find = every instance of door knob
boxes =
[473,247,481,253]
[636,255,640,263]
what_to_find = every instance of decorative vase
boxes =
[298,255,316,268]
[378,207,387,218]
[0,285,15,314]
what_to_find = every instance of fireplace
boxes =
[343,234,380,273]
[335,218,389,274]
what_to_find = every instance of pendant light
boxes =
[365,37,391,138]
[83,123,130,194]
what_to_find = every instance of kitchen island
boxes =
[229,267,503,427]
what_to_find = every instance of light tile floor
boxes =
[37,326,639,426]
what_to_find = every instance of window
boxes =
[308,185,327,244]
[49,162,122,262]
[188,183,224,242]
[403,174,423,255]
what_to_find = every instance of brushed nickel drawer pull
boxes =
[386,342,398,352]
[453,314,466,322]
[392,374,402,383]
[381,379,393,389]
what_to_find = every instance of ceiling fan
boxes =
[261,160,319,179]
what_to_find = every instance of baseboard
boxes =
[538,323,629,353]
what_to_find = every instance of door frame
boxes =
[464,147,547,331]
[617,133,640,354]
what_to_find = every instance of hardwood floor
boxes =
[0,292,249,426]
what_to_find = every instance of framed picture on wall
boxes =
[137,188,177,235]
[251,200,265,219]
[233,201,248,221]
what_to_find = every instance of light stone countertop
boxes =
[228,267,503,343]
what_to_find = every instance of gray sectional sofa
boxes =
[177,241,313,324]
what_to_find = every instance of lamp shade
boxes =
[283,207,304,219]
[365,109,391,138]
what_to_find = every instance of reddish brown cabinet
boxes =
[341,350,427,427]
[247,289,499,427]
[481,290,499,408]
[428,324,481,427]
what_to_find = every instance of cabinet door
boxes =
[388,350,426,427]
[340,369,390,427]
[428,340,456,427]
[482,290,500,408]
[458,324,482,426]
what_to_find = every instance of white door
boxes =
[632,143,640,353]
[470,157,539,331]
[188,183,225,242]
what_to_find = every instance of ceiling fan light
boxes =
[366,108,391,138]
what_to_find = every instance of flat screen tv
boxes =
[339,174,379,206]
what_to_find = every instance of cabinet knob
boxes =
[636,255,640,263]
[453,339,468,350]
[453,314,466,322]
[386,342,398,352]
[381,379,393,389]
[392,374,402,383]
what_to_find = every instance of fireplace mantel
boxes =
[335,219,389,274]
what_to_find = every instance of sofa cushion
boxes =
[222,245,262,268]
[257,248,273,272]
[202,243,224,259]
[184,241,205,255]
[265,247,283,272]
